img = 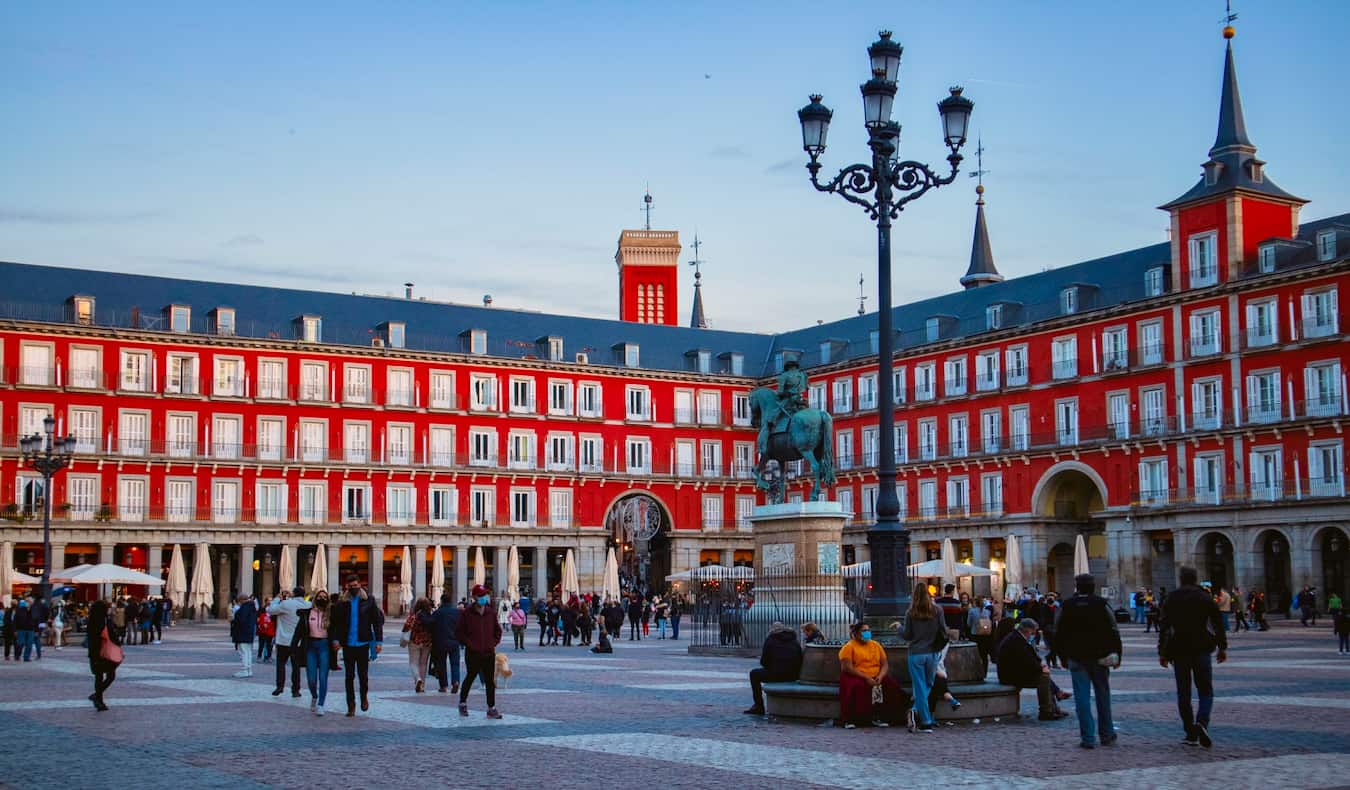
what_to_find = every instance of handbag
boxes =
[98,626,124,666]
[399,627,411,648]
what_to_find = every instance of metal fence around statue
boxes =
[686,563,866,654]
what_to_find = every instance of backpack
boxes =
[974,612,993,636]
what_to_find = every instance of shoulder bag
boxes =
[99,626,124,666]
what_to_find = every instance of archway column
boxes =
[970,538,991,598]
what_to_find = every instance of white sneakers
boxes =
[315,705,325,716]
[232,670,253,678]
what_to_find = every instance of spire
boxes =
[688,234,709,329]
[961,138,1002,289]
[1210,35,1253,157]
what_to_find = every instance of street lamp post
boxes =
[19,416,76,604]
[797,31,973,622]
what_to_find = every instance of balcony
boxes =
[700,409,722,425]
[1187,334,1221,358]
[1052,359,1078,380]
[344,386,371,405]
[1101,351,1129,374]
[1243,329,1278,349]
[944,380,967,398]
[16,365,56,387]
[1304,394,1345,418]
[1136,344,1165,367]
[915,385,935,402]
[832,398,852,414]
[1006,367,1028,387]
[1303,314,1339,339]
[1247,403,1282,425]
[674,407,695,424]
[976,373,999,392]
[949,440,968,459]
[386,389,414,408]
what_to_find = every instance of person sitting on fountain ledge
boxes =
[837,622,906,729]
[745,622,803,715]
[996,618,1070,721]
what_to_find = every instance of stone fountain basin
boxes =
[799,640,985,686]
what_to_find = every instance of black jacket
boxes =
[12,606,35,631]
[758,630,804,681]
[419,603,461,651]
[328,591,385,647]
[601,604,625,630]
[1158,584,1227,659]
[995,632,1043,688]
[626,600,643,622]
[1054,594,1122,663]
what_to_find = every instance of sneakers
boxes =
[843,722,857,730]
[949,697,962,711]
[743,706,766,716]
[871,720,890,728]
[1194,723,1213,749]
[1101,734,1118,746]
[310,698,318,712]
[315,705,325,717]
[415,680,425,693]
[915,724,934,733]
[360,695,369,712]
[1079,742,1096,749]
[906,709,916,732]
[458,703,469,717]
[1181,727,1200,746]
[233,670,252,678]
[451,682,460,694]
[292,690,302,698]
[486,708,503,719]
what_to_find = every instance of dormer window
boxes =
[1247,160,1263,183]
[167,305,190,333]
[1188,232,1218,288]
[1257,244,1276,274]
[469,330,487,355]
[1060,288,1077,315]
[819,340,832,363]
[1318,230,1337,262]
[925,317,940,343]
[381,321,406,349]
[69,295,95,325]
[869,330,879,355]
[720,352,744,376]
[547,337,563,361]
[1145,267,1165,297]
[212,308,235,336]
[685,349,711,374]
[986,304,1003,330]
[296,315,322,343]
[615,343,639,367]
[1203,160,1223,186]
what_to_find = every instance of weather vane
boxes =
[968,136,989,189]
[642,186,654,230]
[688,234,705,279]
[857,273,867,316]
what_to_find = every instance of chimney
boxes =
[404,282,414,299]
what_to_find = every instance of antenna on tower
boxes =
[857,273,867,316]
[688,233,709,329]
[642,186,654,231]
[968,136,989,189]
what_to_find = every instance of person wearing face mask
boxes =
[455,584,504,719]
[328,574,385,718]
[295,590,333,715]
[837,621,904,729]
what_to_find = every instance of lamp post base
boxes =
[863,526,912,622]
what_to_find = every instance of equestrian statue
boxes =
[749,357,836,503]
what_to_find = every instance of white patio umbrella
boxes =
[472,546,486,588]
[50,564,91,582]
[1073,534,1091,577]
[399,545,414,609]
[1004,535,1023,601]
[10,569,41,585]
[561,549,580,601]
[188,543,214,614]
[602,547,620,602]
[278,545,295,593]
[940,538,958,585]
[429,545,445,603]
[61,563,165,586]
[847,560,998,578]
[310,543,328,593]
[165,544,188,608]
[0,541,14,604]
[507,545,520,603]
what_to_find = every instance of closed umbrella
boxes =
[399,545,414,609]
[940,538,957,585]
[602,547,620,602]
[278,545,295,593]
[1073,534,1091,577]
[507,545,520,603]
[1004,535,1023,602]
[472,546,486,588]
[188,543,214,615]
[561,549,580,602]
[166,544,188,608]
[1,541,13,605]
[429,545,445,603]
[310,544,328,593]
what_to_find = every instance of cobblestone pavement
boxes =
[1,618,1347,789]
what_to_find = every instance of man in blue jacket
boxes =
[230,595,257,678]
[329,574,385,718]
[420,593,462,694]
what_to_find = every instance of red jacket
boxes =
[455,604,502,653]
[256,611,275,637]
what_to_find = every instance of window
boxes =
[1188,310,1221,357]
[1305,362,1343,417]
[213,480,241,523]
[1245,299,1278,347]
[695,350,711,374]
[120,349,150,392]
[625,386,651,421]
[21,343,54,386]
[734,442,754,478]
[702,495,723,530]
[1052,337,1077,379]
[15,475,45,518]
[832,378,852,413]
[257,417,284,461]
[430,371,454,409]
[949,414,968,458]
[672,390,694,424]
[1138,458,1168,505]
[343,484,371,523]
[1193,453,1222,504]
[981,473,1003,515]
[1005,345,1028,386]
[1055,399,1078,445]
[69,407,99,453]
[548,380,572,416]
[675,439,695,477]
[429,486,456,526]
[386,322,405,349]
[509,377,535,414]
[470,487,493,526]
[430,426,455,467]
[1302,288,1339,338]
[918,419,937,461]
[976,350,999,391]
[70,347,102,390]
[470,374,497,411]
[854,427,874,467]
[981,410,1001,454]
[549,489,571,528]
[895,423,908,463]
[1249,448,1281,501]
[1309,442,1344,497]
[944,356,967,397]
[386,369,413,407]
[469,429,496,467]
[915,363,936,401]
[579,436,602,472]
[1141,387,1166,436]
[701,441,722,477]
[1145,267,1165,297]
[858,374,877,410]
[925,317,941,342]
[1010,406,1029,451]
[733,392,752,426]
[919,480,938,520]
[1246,370,1282,424]
[819,340,833,364]
[299,482,326,525]
[1188,232,1218,287]
[946,477,969,517]
[169,305,190,333]
[808,382,826,411]
[300,361,327,401]
[727,353,745,376]
[507,432,535,470]
[547,433,573,471]
[699,391,721,424]
[1102,328,1128,371]
[300,316,322,343]
[1317,230,1336,262]
[469,330,487,355]
[545,337,563,362]
[1060,288,1077,315]
[343,422,369,464]
[736,495,755,530]
[623,344,640,367]
[626,438,652,474]
[387,423,412,464]
[73,296,95,325]
[836,431,854,471]
[578,383,602,418]
[1108,392,1130,439]
[119,411,148,456]
[1258,244,1276,273]
[344,365,370,404]
[1140,321,1164,365]
[386,485,413,526]
[118,477,147,522]
[300,420,326,463]
[69,476,101,520]
[213,308,235,336]
[861,485,878,521]
[893,367,907,403]
[1191,379,1222,430]
[213,357,244,397]
[256,481,286,525]
[258,359,285,400]
[986,304,1003,330]
[19,405,50,440]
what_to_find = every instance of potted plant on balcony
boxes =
[57,502,73,519]
[1,503,25,523]
[95,504,113,523]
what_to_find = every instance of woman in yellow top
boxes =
[837,622,905,728]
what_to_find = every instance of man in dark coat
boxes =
[744,622,804,715]
[230,595,257,677]
[1159,566,1228,748]
[328,574,385,717]
[600,599,624,639]
[455,584,504,719]
[996,618,1067,721]
[1055,574,1123,748]
[420,593,462,693]
[626,595,643,641]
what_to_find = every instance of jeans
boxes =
[671,617,681,639]
[907,652,939,726]
[17,630,36,660]
[1220,613,1230,633]
[1067,660,1114,745]
[460,649,496,708]
[657,619,668,638]
[1134,606,1146,624]
[274,644,302,693]
[1171,653,1214,734]
[257,635,273,660]
[90,657,117,699]
[1339,633,1349,653]
[430,644,461,688]
[512,625,526,650]
[304,641,330,705]
[749,667,793,710]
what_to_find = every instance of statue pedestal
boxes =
[745,502,855,645]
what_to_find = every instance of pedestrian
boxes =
[1041,593,1062,668]
[1158,566,1228,748]
[533,598,549,646]
[296,589,332,715]
[627,595,643,641]
[256,599,275,663]
[2,602,16,660]
[1055,573,1123,749]
[30,596,50,658]
[404,596,433,693]
[967,598,995,676]
[902,583,949,732]
[1299,586,1318,627]
[1334,607,1350,655]
[670,597,683,640]
[50,598,66,650]
[1329,591,1343,616]
[1144,597,1160,633]
[1215,587,1233,634]
[654,596,669,639]
[560,600,577,647]
[1252,591,1269,631]
[456,584,504,720]
[509,600,528,651]
[996,618,1069,722]
[13,599,38,661]
[837,621,905,729]
[423,594,462,693]
[801,622,827,645]
[577,603,594,646]
[601,598,623,640]
[86,599,122,711]
[230,595,257,677]
[497,598,512,643]
[1231,588,1250,632]
[328,574,384,717]
[641,597,652,637]
[111,599,127,645]
[150,597,165,643]
[267,588,307,698]
[744,621,803,716]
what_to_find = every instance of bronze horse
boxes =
[748,386,836,503]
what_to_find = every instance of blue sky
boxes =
[2,2,1345,332]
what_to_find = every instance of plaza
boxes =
[0,619,1347,789]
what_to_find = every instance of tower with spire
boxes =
[960,137,1002,289]
[688,234,709,329]
[616,188,682,326]
[1159,19,1307,291]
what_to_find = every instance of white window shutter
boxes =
[1245,375,1258,410]
[1137,461,1149,494]
[1308,447,1323,481]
